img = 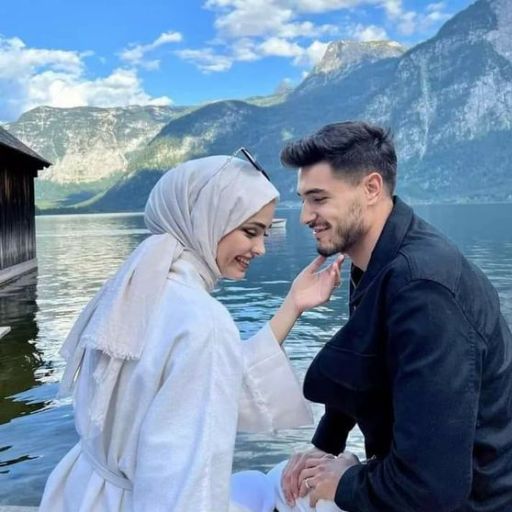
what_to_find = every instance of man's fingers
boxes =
[304,457,328,468]
[282,449,328,504]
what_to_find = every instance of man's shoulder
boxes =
[385,214,498,321]
[382,216,464,298]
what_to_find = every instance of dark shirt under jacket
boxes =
[303,197,512,512]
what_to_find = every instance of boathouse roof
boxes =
[0,126,51,167]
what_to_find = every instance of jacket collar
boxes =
[350,196,413,306]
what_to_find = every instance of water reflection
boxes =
[0,271,41,425]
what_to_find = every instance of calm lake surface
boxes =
[1,203,512,505]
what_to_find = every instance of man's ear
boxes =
[364,172,384,205]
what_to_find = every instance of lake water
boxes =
[1,203,512,506]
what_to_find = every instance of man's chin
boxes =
[316,243,339,257]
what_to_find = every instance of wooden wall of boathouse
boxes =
[0,155,37,272]
[0,126,50,286]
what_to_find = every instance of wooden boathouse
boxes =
[0,127,51,286]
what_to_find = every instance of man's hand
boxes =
[298,451,360,507]
[281,447,331,506]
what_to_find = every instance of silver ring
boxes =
[305,478,313,490]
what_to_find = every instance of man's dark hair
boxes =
[280,121,397,194]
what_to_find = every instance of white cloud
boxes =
[179,0,450,73]
[211,2,294,39]
[177,0,339,73]
[232,39,260,62]
[25,68,172,110]
[0,36,172,121]
[424,2,451,25]
[203,0,453,40]
[177,37,330,74]
[120,31,183,67]
[206,0,339,39]
[258,37,303,58]
[176,48,233,72]
[380,0,451,36]
[351,23,389,41]
[294,40,330,67]
[0,36,84,77]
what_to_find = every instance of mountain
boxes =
[88,0,512,212]
[5,0,512,212]
[360,0,512,200]
[81,41,409,211]
[4,105,190,208]
[295,40,406,95]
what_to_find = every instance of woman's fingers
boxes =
[330,255,344,285]
[281,454,300,504]
[306,255,326,273]
[282,452,309,504]
[298,466,320,497]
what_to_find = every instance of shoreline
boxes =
[0,507,38,511]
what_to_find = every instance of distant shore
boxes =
[35,200,512,218]
[0,507,38,511]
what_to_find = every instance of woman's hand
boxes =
[287,255,344,314]
[269,254,344,345]
[281,447,330,506]
[297,451,360,507]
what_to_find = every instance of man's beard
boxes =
[316,200,365,257]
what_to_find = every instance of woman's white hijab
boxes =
[58,155,279,429]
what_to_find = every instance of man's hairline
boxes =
[293,161,395,197]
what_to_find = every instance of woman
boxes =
[39,154,342,512]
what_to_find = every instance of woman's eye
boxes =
[243,229,257,238]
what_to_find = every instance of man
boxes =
[279,121,512,511]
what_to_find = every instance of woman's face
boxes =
[216,201,276,280]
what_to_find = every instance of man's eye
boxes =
[313,197,327,204]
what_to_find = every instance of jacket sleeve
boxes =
[311,406,356,455]
[132,315,241,512]
[237,322,314,432]
[335,280,481,512]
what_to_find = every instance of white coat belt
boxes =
[81,443,133,490]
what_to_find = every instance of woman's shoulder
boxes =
[162,279,238,336]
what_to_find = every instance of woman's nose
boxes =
[253,237,266,256]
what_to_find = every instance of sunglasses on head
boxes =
[234,147,271,181]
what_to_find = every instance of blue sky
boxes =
[1,0,474,122]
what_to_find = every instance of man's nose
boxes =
[300,202,315,225]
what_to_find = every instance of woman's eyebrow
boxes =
[244,222,268,230]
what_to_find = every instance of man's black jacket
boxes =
[304,197,512,511]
